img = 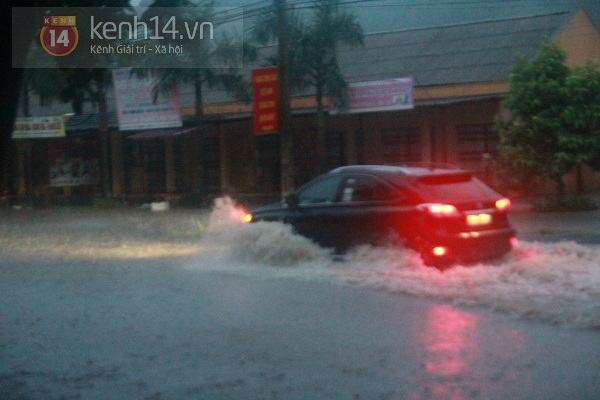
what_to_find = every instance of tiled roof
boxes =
[338,12,570,86]
[189,11,571,106]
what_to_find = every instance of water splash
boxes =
[200,197,600,327]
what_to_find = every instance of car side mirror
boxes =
[284,193,299,209]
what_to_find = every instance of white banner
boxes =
[335,77,414,114]
[112,68,182,131]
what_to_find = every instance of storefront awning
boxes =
[127,127,197,140]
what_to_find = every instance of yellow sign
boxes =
[12,116,66,139]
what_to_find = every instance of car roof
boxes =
[328,164,467,181]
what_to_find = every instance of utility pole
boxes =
[99,94,111,197]
[276,0,294,199]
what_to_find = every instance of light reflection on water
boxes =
[405,303,534,400]
[422,305,478,378]
[416,304,479,400]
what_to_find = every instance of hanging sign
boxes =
[252,67,280,135]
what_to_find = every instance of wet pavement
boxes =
[1,197,599,399]
[509,193,600,244]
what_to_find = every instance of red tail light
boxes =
[421,203,459,216]
[510,237,519,247]
[495,198,511,211]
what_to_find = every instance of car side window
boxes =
[339,175,401,202]
[297,175,344,205]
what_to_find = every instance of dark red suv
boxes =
[246,165,516,266]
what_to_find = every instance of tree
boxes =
[304,0,363,173]
[253,2,306,196]
[562,62,600,173]
[3,0,132,198]
[253,0,363,175]
[54,0,132,197]
[60,68,114,196]
[2,1,37,196]
[137,0,254,199]
[20,69,65,117]
[493,41,600,196]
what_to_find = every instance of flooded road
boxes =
[1,200,599,399]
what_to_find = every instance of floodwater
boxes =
[201,197,600,329]
[1,197,599,399]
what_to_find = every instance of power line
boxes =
[211,0,579,25]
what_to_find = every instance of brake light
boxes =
[422,204,458,215]
[242,213,253,223]
[510,237,519,247]
[495,198,511,211]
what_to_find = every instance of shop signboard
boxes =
[112,68,182,131]
[333,77,414,114]
[252,67,280,135]
[12,116,66,139]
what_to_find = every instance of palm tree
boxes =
[305,0,363,173]
[20,69,65,117]
[46,1,131,197]
[135,0,254,198]
[59,68,113,196]
[252,7,308,89]
[252,0,363,175]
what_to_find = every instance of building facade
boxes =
[8,8,600,205]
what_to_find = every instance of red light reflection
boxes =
[422,305,478,377]
[410,304,531,400]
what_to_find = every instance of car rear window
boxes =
[339,175,400,202]
[415,173,497,202]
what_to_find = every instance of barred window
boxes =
[456,124,499,171]
[381,128,420,164]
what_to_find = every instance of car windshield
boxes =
[415,173,497,202]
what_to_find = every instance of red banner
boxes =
[252,67,280,135]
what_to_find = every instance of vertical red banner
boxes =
[252,67,280,135]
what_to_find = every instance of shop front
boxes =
[11,115,103,206]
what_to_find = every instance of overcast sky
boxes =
[131,0,598,33]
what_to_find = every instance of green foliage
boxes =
[494,41,600,195]
[252,0,363,173]
[303,0,364,106]
[564,62,600,170]
[20,69,65,117]
[59,68,112,114]
[252,0,363,104]
[137,0,253,106]
[133,0,255,198]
